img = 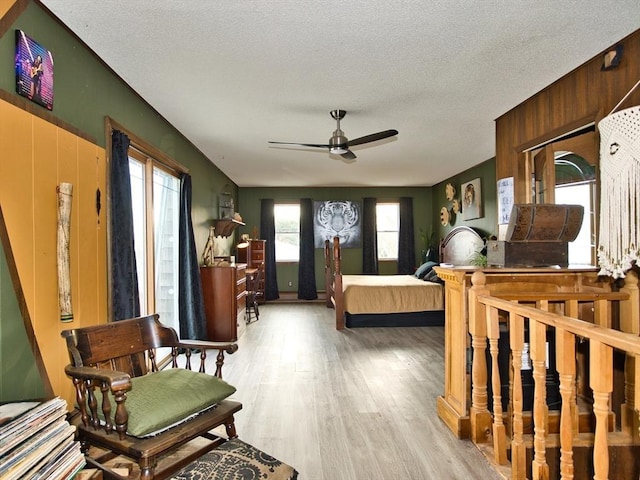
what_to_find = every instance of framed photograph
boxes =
[313,200,362,248]
[15,30,54,110]
[461,178,483,220]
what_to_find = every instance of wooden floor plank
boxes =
[218,303,502,479]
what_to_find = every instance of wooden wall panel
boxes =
[495,29,640,202]
[0,99,107,406]
[0,103,35,312]
[76,138,100,325]
[31,115,59,387]
[96,149,107,322]
[0,0,17,19]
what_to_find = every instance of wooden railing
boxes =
[467,270,640,479]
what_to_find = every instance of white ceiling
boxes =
[40,1,639,188]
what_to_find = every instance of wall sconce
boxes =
[602,44,623,71]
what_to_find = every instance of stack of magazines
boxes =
[0,397,85,479]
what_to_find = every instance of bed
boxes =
[324,226,485,329]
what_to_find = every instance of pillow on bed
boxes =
[414,261,437,279]
[424,269,444,284]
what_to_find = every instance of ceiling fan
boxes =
[268,109,398,162]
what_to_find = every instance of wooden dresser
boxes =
[237,239,266,302]
[200,264,247,342]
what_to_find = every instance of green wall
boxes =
[0,2,234,398]
[0,2,235,255]
[237,187,435,292]
[0,217,46,402]
[432,157,497,242]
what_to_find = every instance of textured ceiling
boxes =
[40,1,640,187]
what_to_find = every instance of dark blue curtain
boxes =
[362,197,378,274]
[178,174,207,339]
[260,199,280,300]
[398,197,415,274]
[297,198,317,300]
[109,130,140,320]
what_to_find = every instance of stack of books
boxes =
[0,397,85,480]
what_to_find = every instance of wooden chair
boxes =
[245,262,264,323]
[61,314,242,480]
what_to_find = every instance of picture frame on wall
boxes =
[313,200,362,248]
[15,30,54,110]
[461,177,483,220]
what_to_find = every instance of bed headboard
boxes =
[439,226,485,266]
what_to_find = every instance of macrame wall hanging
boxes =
[597,79,640,278]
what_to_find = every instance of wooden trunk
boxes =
[505,204,584,242]
[489,204,582,267]
[487,240,568,267]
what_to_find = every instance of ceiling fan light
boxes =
[330,146,348,155]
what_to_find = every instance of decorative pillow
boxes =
[414,261,438,279]
[172,438,299,480]
[99,368,236,437]
[424,269,443,284]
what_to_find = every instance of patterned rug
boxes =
[171,439,298,480]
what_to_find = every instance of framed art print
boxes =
[15,30,54,110]
[461,178,483,220]
[313,200,362,248]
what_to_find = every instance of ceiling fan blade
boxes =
[268,141,331,149]
[340,150,357,161]
[348,129,398,147]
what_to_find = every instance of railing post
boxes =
[509,312,526,480]
[324,239,332,308]
[469,271,492,444]
[556,327,576,480]
[563,299,580,436]
[620,270,640,439]
[486,304,507,464]
[530,318,549,480]
[590,340,613,480]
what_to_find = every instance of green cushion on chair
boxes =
[102,369,236,437]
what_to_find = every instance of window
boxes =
[376,203,399,260]
[274,204,300,262]
[129,149,181,333]
[555,183,594,265]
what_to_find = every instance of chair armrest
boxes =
[65,365,132,438]
[64,365,132,391]
[171,341,238,378]
[177,340,239,354]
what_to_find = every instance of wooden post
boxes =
[509,312,526,479]
[469,271,492,444]
[564,298,580,435]
[57,183,73,322]
[324,240,333,308]
[590,340,613,480]
[486,305,507,464]
[530,318,549,480]
[556,327,576,480]
[620,270,640,439]
[333,237,344,330]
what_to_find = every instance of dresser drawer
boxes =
[235,264,247,281]
[251,251,264,262]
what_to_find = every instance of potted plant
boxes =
[420,227,439,263]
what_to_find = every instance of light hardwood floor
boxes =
[219,303,502,480]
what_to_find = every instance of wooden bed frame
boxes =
[325,226,485,330]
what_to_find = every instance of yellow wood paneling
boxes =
[31,115,61,390]
[0,0,17,19]
[77,137,100,327]
[0,99,107,406]
[96,148,107,322]
[0,102,35,315]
